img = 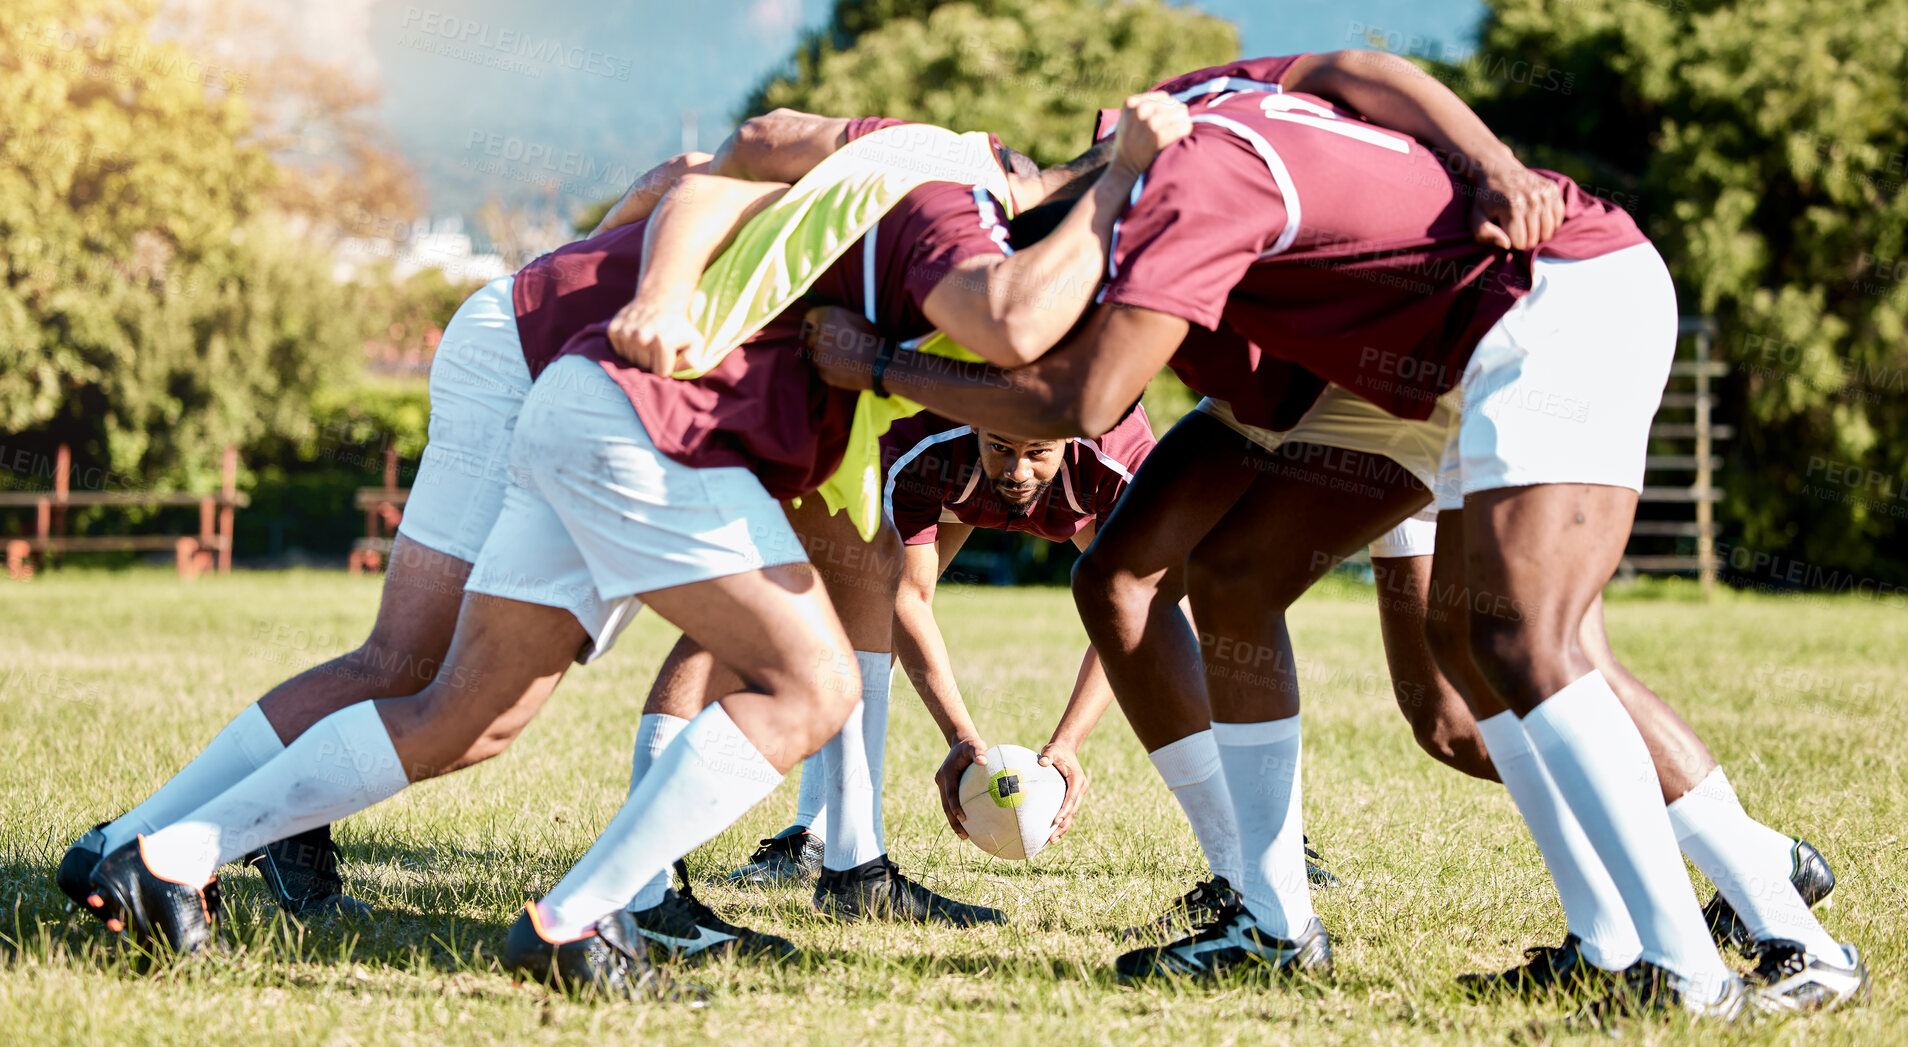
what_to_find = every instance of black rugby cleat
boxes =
[813,855,1005,926]
[85,839,219,954]
[1115,900,1332,981]
[727,826,825,887]
[502,904,675,999]
[1746,938,1870,1014]
[628,860,797,963]
[57,821,111,910]
[1456,933,1620,999]
[1119,876,1240,941]
[245,824,371,917]
[1702,837,1835,951]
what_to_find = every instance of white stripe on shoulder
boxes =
[972,186,1013,256]
[1169,76,1284,103]
[1075,436,1135,482]
[1059,461,1084,515]
[1190,113,1301,256]
[862,222,879,324]
[1257,94,1409,153]
[883,425,975,525]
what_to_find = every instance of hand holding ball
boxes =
[956,743,1066,860]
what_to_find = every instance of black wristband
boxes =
[870,338,898,398]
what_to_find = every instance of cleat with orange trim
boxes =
[86,840,218,954]
[502,904,675,999]
[57,822,110,910]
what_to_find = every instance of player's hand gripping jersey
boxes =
[1097,58,1642,423]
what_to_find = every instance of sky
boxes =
[334,0,1485,221]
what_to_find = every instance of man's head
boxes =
[974,429,1070,515]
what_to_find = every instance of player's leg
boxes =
[653,635,833,886]
[64,275,528,915]
[1440,243,1776,1014]
[522,562,862,949]
[1071,409,1260,904]
[1368,542,1495,781]
[1579,597,1845,966]
[1116,441,1425,980]
[779,499,1002,925]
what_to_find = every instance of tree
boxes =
[744,0,1238,166]
[0,0,371,500]
[1431,0,1908,582]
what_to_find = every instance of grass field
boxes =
[2,569,1902,1045]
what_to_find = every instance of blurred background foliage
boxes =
[4,0,1903,582]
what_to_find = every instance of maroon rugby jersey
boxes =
[512,120,1015,500]
[1097,58,1646,421]
[883,406,1155,546]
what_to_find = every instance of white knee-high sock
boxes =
[622,713,688,912]
[1522,671,1734,1001]
[819,651,891,872]
[1148,730,1243,887]
[793,753,829,840]
[1475,710,1642,970]
[1213,716,1313,938]
[101,704,286,854]
[140,702,408,885]
[537,702,783,939]
[1668,768,1844,959]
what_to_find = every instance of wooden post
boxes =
[1694,327,1716,599]
[218,445,237,574]
[52,444,69,541]
[383,446,399,492]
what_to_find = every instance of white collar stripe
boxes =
[862,222,879,324]
[883,426,976,525]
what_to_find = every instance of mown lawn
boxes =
[1,569,1900,1045]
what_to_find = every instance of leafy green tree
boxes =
[1433,0,1908,581]
[744,0,1238,166]
[0,0,373,501]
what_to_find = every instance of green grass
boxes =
[2,569,1901,1045]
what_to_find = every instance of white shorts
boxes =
[1435,242,1678,510]
[1369,507,1439,559]
[395,275,532,563]
[464,356,807,661]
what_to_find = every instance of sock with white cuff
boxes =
[819,651,892,872]
[139,701,408,886]
[1522,671,1735,1002]
[623,712,689,912]
[101,703,287,854]
[1475,710,1642,970]
[792,753,829,841]
[537,702,783,940]
[1147,730,1243,887]
[1668,767,1845,960]
[1212,716,1313,938]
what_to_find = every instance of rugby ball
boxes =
[956,743,1066,860]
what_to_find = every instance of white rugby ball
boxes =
[956,743,1066,860]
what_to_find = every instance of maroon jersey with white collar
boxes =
[882,406,1156,546]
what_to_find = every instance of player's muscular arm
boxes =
[607,173,791,373]
[894,528,981,747]
[920,94,1190,368]
[808,302,1189,439]
[589,151,714,237]
[892,526,997,838]
[1282,50,1563,250]
[710,108,853,183]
